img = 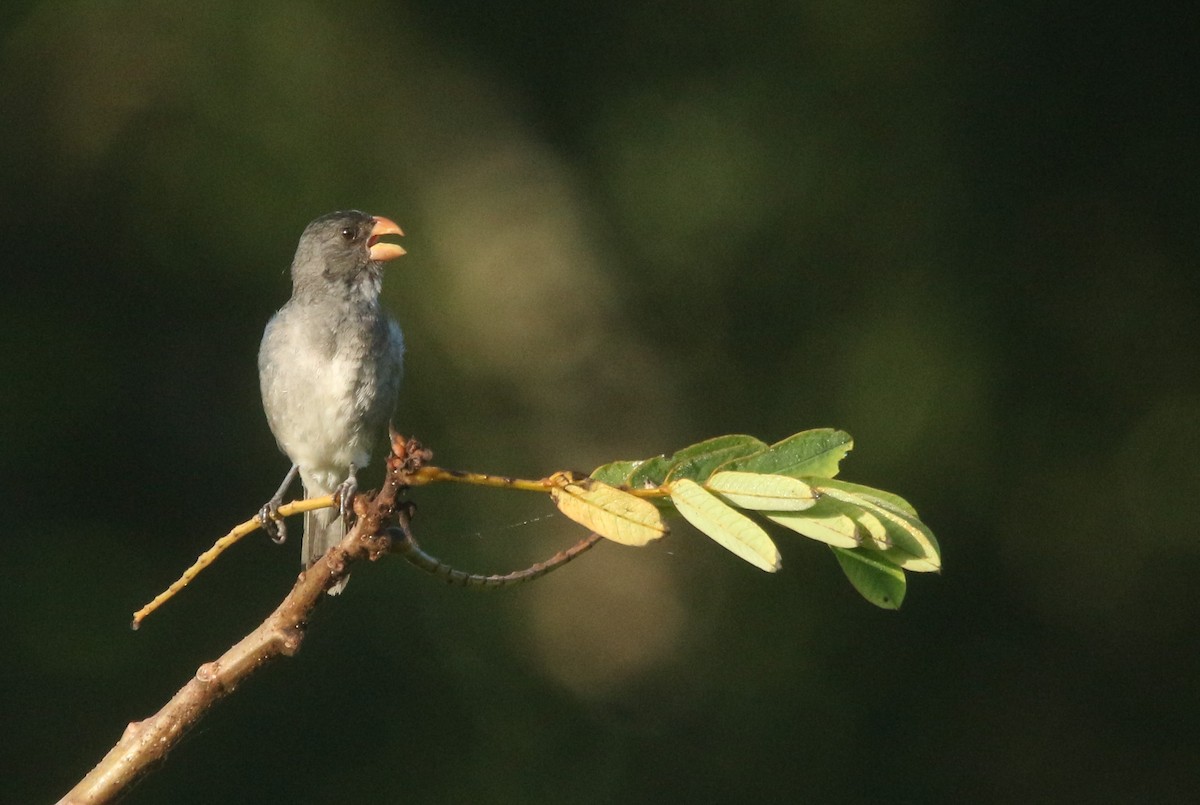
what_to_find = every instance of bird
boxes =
[257,210,406,593]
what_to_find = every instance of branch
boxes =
[391,519,603,587]
[60,426,939,801]
[57,433,429,805]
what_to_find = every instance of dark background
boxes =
[3,2,1197,802]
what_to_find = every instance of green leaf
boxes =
[626,455,675,489]
[815,485,940,572]
[765,498,861,548]
[588,458,680,515]
[831,547,906,609]
[670,478,781,572]
[706,471,818,511]
[549,476,668,547]
[589,459,645,487]
[720,429,853,479]
[617,435,768,489]
[663,435,769,483]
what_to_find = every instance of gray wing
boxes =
[363,315,405,433]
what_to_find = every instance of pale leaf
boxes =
[550,477,668,547]
[670,478,781,572]
[705,471,818,511]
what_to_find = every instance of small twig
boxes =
[58,433,428,805]
[390,506,603,587]
[130,495,336,629]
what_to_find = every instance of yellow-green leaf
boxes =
[550,477,668,546]
[850,508,891,551]
[670,478,781,572]
[809,478,919,517]
[705,471,818,511]
[815,485,940,572]
[766,508,861,548]
[870,507,940,572]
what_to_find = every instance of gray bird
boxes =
[258,210,406,593]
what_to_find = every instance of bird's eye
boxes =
[340,226,356,241]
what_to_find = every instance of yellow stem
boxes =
[130,495,335,629]
[410,466,552,492]
[411,465,672,497]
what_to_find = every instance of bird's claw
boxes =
[258,500,287,544]
[335,476,358,524]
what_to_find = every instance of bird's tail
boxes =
[302,493,349,595]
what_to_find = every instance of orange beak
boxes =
[367,215,406,262]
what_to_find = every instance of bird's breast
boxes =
[259,301,403,477]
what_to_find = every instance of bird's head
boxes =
[290,210,405,290]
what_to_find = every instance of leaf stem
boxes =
[411,466,671,498]
[410,466,552,492]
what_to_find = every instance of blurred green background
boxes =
[3,1,1197,802]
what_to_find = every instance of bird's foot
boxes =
[258,498,288,544]
[259,464,299,545]
[335,472,359,525]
